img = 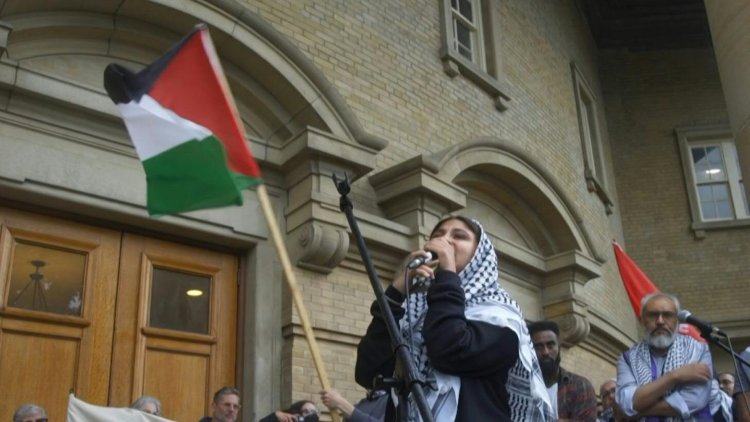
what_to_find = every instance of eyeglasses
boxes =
[221,403,242,410]
[643,311,677,321]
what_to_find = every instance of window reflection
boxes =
[149,268,210,334]
[7,242,86,316]
[692,145,727,183]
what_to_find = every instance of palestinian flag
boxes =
[613,242,705,342]
[103,24,261,216]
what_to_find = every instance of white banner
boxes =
[67,394,176,422]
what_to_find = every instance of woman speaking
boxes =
[355,216,554,421]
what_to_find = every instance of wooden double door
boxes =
[0,207,238,421]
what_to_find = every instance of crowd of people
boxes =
[10,216,750,421]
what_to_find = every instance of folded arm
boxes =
[617,347,712,418]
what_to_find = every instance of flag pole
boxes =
[256,184,341,422]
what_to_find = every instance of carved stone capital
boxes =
[543,300,591,347]
[369,155,467,234]
[540,250,601,347]
[288,222,349,274]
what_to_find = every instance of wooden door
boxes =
[0,207,120,421]
[109,234,238,421]
[0,208,240,422]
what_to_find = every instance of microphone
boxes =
[677,310,727,337]
[406,251,436,269]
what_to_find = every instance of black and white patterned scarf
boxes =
[625,334,707,422]
[400,220,555,421]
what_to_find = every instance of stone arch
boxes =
[370,139,604,345]
[433,138,602,261]
[0,1,389,412]
[0,0,378,272]
[0,0,386,156]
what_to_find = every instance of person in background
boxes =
[719,373,736,397]
[12,404,47,422]
[259,400,319,422]
[130,395,162,416]
[735,347,750,422]
[710,372,735,421]
[320,387,386,421]
[616,292,714,420]
[198,386,241,422]
[597,379,617,422]
[528,320,598,422]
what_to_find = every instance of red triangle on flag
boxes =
[613,242,705,343]
[149,25,261,179]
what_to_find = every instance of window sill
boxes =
[690,218,750,239]
[440,48,511,111]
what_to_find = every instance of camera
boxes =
[297,414,319,422]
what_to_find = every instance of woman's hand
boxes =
[422,236,456,272]
[392,250,439,294]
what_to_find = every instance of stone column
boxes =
[704,1,750,186]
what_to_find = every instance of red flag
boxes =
[613,242,704,342]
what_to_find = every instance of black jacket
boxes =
[355,270,519,421]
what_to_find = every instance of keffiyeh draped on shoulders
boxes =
[622,335,712,422]
[400,219,555,421]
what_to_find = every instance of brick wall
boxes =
[247,0,647,405]
[601,47,750,371]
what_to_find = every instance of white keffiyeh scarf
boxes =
[400,220,555,421]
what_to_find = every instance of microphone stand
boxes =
[702,332,750,417]
[333,173,434,422]
[704,335,750,369]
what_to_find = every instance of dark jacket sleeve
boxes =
[347,392,388,422]
[355,285,405,389]
[257,413,278,422]
[423,270,519,376]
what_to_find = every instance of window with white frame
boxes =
[571,62,612,214]
[677,126,749,234]
[450,0,485,68]
[439,0,510,110]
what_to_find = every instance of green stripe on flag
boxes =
[142,135,261,216]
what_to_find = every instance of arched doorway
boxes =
[369,139,605,344]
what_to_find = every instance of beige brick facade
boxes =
[0,0,746,420]
[248,0,632,406]
[601,47,750,371]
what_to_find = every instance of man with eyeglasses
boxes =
[12,403,47,422]
[597,379,617,422]
[199,386,241,422]
[616,292,715,421]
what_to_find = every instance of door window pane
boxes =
[7,242,86,316]
[149,268,210,334]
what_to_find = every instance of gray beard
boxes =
[647,332,675,349]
